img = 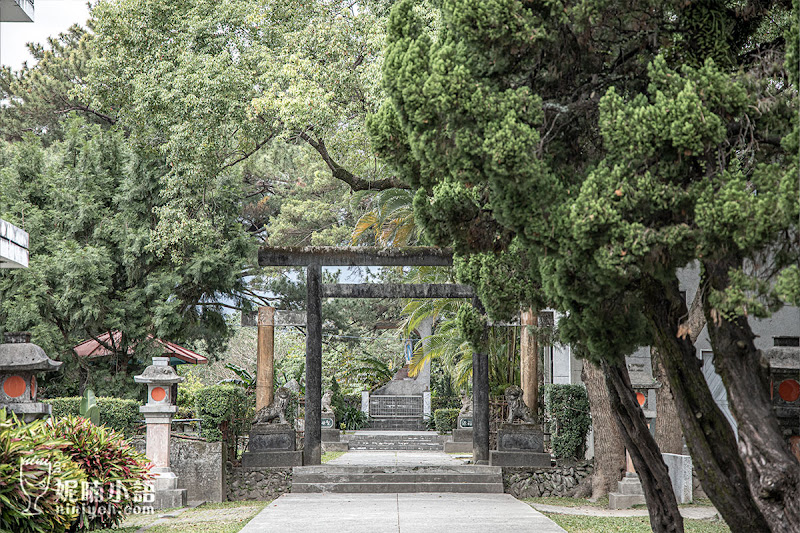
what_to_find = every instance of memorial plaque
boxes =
[248,423,296,451]
[459,416,473,429]
[321,416,334,429]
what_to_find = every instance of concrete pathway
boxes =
[327,450,462,467]
[531,503,721,520]
[240,493,567,533]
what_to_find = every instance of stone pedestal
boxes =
[444,418,474,453]
[489,423,551,467]
[150,467,187,509]
[609,472,646,509]
[662,453,693,503]
[321,426,349,452]
[242,423,303,467]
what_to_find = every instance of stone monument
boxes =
[444,391,473,453]
[489,386,551,467]
[320,389,348,452]
[0,332,61,422]
[241,386,303,467]
[134,357,187,509]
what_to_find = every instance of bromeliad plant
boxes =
[0,410,85,533]
[44,415,153,531]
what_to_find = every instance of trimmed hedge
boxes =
[544,384,591,459]
[44,396,142,437]
[194,384,252,445]
[434,408,460,434]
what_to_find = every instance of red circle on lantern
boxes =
[3,375,26,398]
[151,387,167,402]
[778,379,800,402]
[636,392,646,406]
[30,375,37,400]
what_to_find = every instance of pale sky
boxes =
[0,0,90,70]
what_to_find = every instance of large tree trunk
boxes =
[582,361,626,500]
[645,276,770,532]
[652,350,683,455]
[703,258,800,533]
[601,359,683,533]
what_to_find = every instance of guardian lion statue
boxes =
[253,386,291,425]
[322,390,335,414]
[459,391,473,415]
[505,385,536,424]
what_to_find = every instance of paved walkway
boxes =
[327,450,462,466]
[240,493,567,533]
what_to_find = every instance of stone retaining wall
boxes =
[503,462,593,498]
[130,436,226,503]
[227,466,292,501]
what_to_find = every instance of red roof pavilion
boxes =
[73,331,208,365]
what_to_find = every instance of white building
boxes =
[0,219,28,269]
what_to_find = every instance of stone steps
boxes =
[367,418,426,431]
[342,432,446,451]
[292,465,504,494]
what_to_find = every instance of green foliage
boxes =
[43,415,153,531]
[0,410,85,533]
[431,396,461,412]
[194,385,252,452]
[433,408,460,434]
[0,120,251,394]
[45,397,142,438]
[218,363,255,391]
[86,0,392,254]
[544,385,591,460]
[79,389,100,426]
[337,406,370,430]
[456,305,487,353]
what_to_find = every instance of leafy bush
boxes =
[544,384,591,459]
[337,405,369,430]
[432,396,461,411]
[44,415,153,531]
[194,384,252,458]
[0,410,86,533]
[45,396,142,437]
[434,408,460,434]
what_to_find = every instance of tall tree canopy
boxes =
[374,0,798,530]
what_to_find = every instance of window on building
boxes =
[774,337,800,347]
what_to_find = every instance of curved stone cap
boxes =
[134,363,184,384]
[0,343,62,372]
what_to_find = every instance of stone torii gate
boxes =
[258,246,489,466]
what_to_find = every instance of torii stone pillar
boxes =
[134,357,187,509]
[256,306,276,411]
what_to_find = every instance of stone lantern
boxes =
[134,357,186,509]
[0,332,61,422]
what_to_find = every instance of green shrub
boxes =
[544,384,591,459]
[337,405,369,430]
[44,397,142,437]
[44,415,152,531]
[0,410,86,533]
[434,408,460,434]
[194,385,252,459]
[432,396,461,411]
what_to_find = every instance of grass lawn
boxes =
[321,451,345,463]
[545,514,730,533]
[94,500,268,533]
[524,496,610,508]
